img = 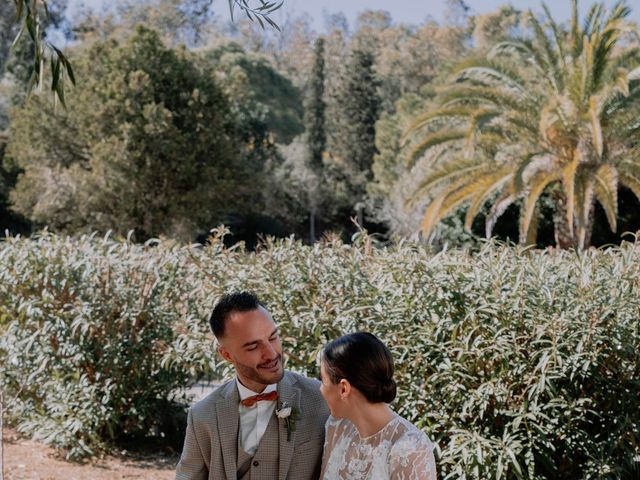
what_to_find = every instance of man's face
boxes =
[217,306,284,392]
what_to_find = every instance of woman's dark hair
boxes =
[209,291,265,338]
[322,332,396,404]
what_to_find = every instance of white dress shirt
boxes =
[236,378,278,455]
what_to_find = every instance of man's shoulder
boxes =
[189,378,235,418]
[285,370,325,405]
[285,370,321,390]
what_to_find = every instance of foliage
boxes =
[304,37,326,173]
[403,0,640,249]
[171,231,640,479]
[2,230,640,478]
[11,0,74,106]
[329,47,381,226]
[0,232,197,458]
[116,0,216,47]
[0,2,21,76]
[9,0,282,105]
[300,37,327,242]
[203,42,304,145]
[6,26,245,241]
[0,132,30,235]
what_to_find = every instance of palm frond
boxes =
[589,95,604,157]
[407,130,467,167]
[490,39,559,92]
[402,106,478,141]
[421,172,508,237]
[583,3,604,37]
[542,3,568,73]
[439,85,536,114]
[593,163,619,231]
[521,171,561,243]
[407,159,489,206]
[464,168,514,230]
[514,152,552,191]
[451,59,531,97]
[528,12,562,92]
[571,0,582,56]
[485,189,517,238]
[619,172,640,202]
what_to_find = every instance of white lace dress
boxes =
[320,414,437,480]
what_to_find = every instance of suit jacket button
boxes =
[253,461,259,467]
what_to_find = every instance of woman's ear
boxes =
[339,379,351,400]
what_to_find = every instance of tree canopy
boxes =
[402,0,640,248]
[6,26,248,241]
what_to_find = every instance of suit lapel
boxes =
[216,381,240,480]
[277,372,301,480]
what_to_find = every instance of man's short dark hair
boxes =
[209,291,265,338]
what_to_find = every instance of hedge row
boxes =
[1,230,639,478]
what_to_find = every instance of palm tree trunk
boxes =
[552,189,578,249]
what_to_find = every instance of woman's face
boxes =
[319,360,344,418]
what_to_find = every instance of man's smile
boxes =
[259,357,281,371]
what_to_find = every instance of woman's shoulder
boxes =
[389,415,435,451]
[324,415,358,439]
[325,415,351,430]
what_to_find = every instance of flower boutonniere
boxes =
[275,401,300,441]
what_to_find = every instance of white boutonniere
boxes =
[275,401,300,441]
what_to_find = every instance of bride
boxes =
[318,332,437,480]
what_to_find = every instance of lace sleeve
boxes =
[388,431,437,480]
[319,416,342,478]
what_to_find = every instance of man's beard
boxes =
[236,355,284,388]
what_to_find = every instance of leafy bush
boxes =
[0,232,201,458]
[2,230,639,478]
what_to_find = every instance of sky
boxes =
[67,0,640,33]
[280,0,640,31]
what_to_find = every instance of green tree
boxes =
[117,0,214,46]
[202,42,303,145]
[403,0,640,249]
[10,0,282,105]
[330,48,381,226]
[0,132,30,235]
[303,37,326,242]
[6,26,244,241]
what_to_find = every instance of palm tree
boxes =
[403,0,640,248]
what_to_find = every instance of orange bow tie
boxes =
[240,390,278,407]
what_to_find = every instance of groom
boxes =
[176,291,329,480]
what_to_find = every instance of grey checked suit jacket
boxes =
[175,371,329,480]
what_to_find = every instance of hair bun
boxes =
[377,378,397,403]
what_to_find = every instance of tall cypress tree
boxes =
[305,37,326,171]
[303,37,326,242]
[332,48,380,225]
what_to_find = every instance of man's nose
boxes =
[262,342,277,358]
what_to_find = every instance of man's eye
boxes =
[247,346,257,351]
[270,336,278,341]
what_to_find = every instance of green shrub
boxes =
[1,230,639,478]
[0,232,201,458]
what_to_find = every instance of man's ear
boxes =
[218,344,232,363]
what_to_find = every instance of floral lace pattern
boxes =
[320,414,437,480]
